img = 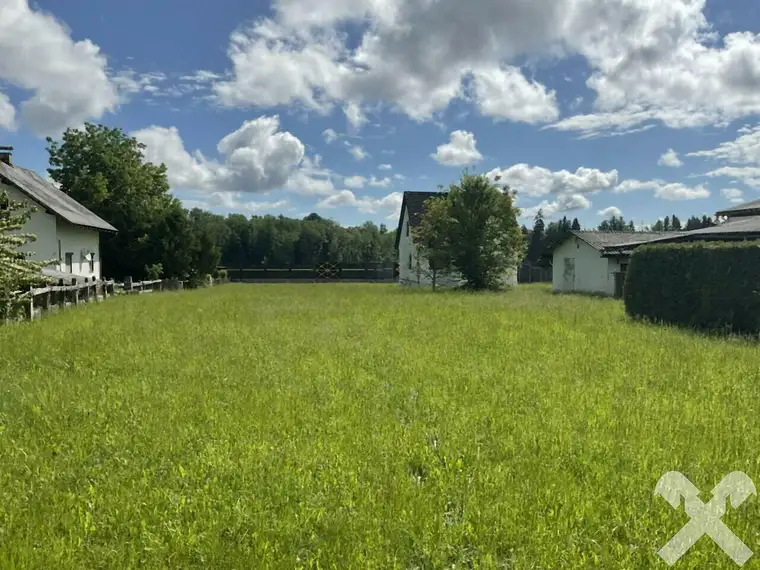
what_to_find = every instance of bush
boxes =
[624,240,760,334]
[217,269,228,280]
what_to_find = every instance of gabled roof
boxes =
[394,191,444,249]
[715,199,760,218]
[0,161,117,233]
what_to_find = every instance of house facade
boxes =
[0,148,117,281]
[552,231,685,297]
[395,190,518,288]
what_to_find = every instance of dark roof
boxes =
[571,230,689,252]
[643,215,760,242]
[715,199,760,218]
[394,191,444,249]
[0,161,117,232]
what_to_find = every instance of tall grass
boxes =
[1,284,759,569]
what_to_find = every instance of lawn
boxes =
[1,283,760,569]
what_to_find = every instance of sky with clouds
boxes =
[1,0,760,228]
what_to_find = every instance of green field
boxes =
[2,284,760,569]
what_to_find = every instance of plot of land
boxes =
[1,284,760,569]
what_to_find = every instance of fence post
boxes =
[26,285,34,321]
[124,276,133,293]
[71,278,79,306]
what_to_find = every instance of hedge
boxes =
[623,240,760,334]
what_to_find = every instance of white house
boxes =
[395,190,518,288]
[0,147,117,282]
[551,231,686,297]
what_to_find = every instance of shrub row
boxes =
[624,240,760,334]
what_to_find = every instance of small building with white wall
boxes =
[395,190,518,288]
[0,147,117,282]
[552,231,686,297]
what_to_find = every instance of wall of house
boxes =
[552,237,618,296]
[3,182,59,265]
[56,219,102,279]
[397,206,518,288]
[2,182,102,280]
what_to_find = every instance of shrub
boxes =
[217,269,228,280]
[624,240,760,334]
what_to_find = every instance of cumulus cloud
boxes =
[614,179,710,200]
[0,93,16,130]
[208,0,760,135]
[721,188,744,203]
[368,176,391,187]
[348,145,369,160]
[690,125,760,187]
[343,175,366,189]
[486,164,618,197]
[322,128,339,143]
[431,130,483,166]
[344,101,367,129]
[658,148,683,168]
[521,194,591,219]
[133,115,314,195]
[316,189,403,219]
[379,163,392,170]
[598,206,622,217]
[0,0,120,136]
[182,192,289,213]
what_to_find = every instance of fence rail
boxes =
[6,275,228,325]
[222,263,398,283]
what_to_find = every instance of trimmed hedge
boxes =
[624,240,760,334]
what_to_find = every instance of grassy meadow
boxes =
[2,283,760,569]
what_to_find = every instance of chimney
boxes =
[0,146,12,165]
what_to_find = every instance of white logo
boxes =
[655,471,756,566]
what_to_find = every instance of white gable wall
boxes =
[3,181,102,280]
[552,236,618,296]
[397,204,518,288]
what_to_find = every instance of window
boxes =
[406,221,409,237]
[620,263,629,273]
[89,254,95,273]
[65,253,73,273]
[408,253,413,269]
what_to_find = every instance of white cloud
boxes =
[598,206,622,217]
[0,93,16,130]
[690,126,760,187]
[316,190,402,217]
[704,166,760,188]
[348,145,368,160]
[344,101,367,129]
[209,0,760,135]
[521,194,591,219]
[0,0,120,136]
[368,176,391,187]
[343,175,366,189]
[393,173,406,180]
[469,65,559,124]
[486,164,618,197]
[431,130,482,166]
[378,163,392,170]
[614,178,710,200]
[133,115,308,195]
[721,188,744,203]
[658,148,683,168]
[322,128,338,143]
[182,192,289,213]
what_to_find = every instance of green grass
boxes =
[2,283,760,569]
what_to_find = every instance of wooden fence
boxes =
[5,275,228,324]
[223,263,399,283]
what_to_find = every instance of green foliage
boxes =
[46,123,194,280]
[624,240,760,334]
[410,195,454,289]
[2,284,760,568]
[0,189,53,319]
[598,215,635,232]
[414,172,525,290]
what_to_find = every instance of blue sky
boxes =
[2,0,760,229]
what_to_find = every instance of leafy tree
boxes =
[411,194,453,290]
[0,190,53,319]
[46,123,193,280]
[415,172,525,291]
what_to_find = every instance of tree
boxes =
[571,218,581,231]
[415,172,525,291]
[0,190,53,319]
[411,195,453,290]
[671,215,682,231]
[526,209,546,263]
[46,123,192,280]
